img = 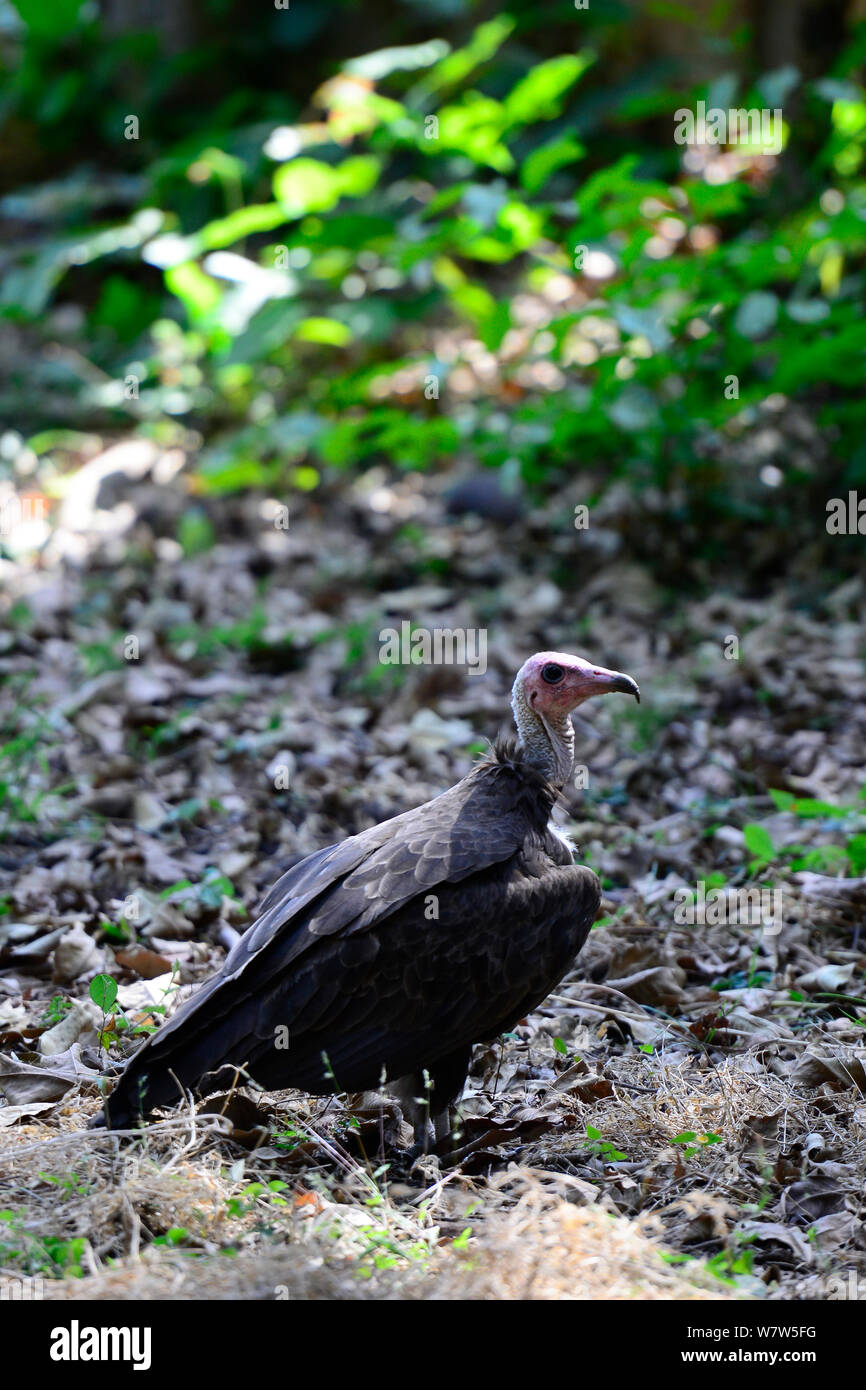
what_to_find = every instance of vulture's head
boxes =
[511,651,640,784]
[515,651,640,715]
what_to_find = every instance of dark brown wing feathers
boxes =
[99,740,600,1127]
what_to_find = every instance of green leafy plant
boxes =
[39,1171,90,1198]
[89,966,180,1047]
[89,972,120,1050]
[224,1180,290,1219]
[0,1208,87,1279]
[41,995,72,1026]
[671,1131,723,1161]
[583,1124,627,1162]
[152,1226,192,1249]
[743,787,866,877]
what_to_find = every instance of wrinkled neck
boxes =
[511,684,575,787]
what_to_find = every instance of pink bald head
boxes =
[514,651,640,717]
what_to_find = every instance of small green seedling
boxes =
[671,1130,723,1160]
[583,1124,627,1162]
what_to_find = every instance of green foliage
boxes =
[583,1124,627,1162]
[0,718,59,831]
[197,867,237,909]
[746,788,866,877]
[88,965,180,1049]
[152,1226,191,1248]
[99,918,132,942]
[39,1170,90,1198]
[89,972,120,1050]
[8,0,86,43]
[0,1207,87,1278]
[743,822,776,870]
[89,973,118,1013]
[224,1180,289,1219]
[41,994,73,1026]
[671,1130,723,1160]
[2,6,866,550]
[178,508,216,557]
[704,1243,756,1284]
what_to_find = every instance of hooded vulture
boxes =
[94,651,639,1146]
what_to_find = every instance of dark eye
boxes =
[542,663,564,684]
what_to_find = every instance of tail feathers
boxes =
[101,1043,253,1129]
[106,1064,176,1128]
[98,962,270,1129]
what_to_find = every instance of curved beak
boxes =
[606,671,641,703]
[581,665,641,703]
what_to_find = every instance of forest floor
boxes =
[1,435,865,1300]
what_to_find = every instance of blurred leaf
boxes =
[274,157,379,217]
[179,509,216,557]
[498,200,544,251]
[743,824,776,862]
[295,317,353,346]
[198,204,288,252]
[345,40,449,81]
[91,276,162,343]
[165,262,222,322]
[520,136,584,194]
[1,251,67,316]
[425,16,515,93]
[768,789,796,811]
[226,301,302,364]
[435,95,513,171]
[503,53,593,126]
[9,0,85,39]
[705,72,739,113]
[196,456,270,494]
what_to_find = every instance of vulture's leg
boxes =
[427,1044,472,1147]
[395,1046,472,1157]
[391,1072,435,1153]
[433,1109,452,1145]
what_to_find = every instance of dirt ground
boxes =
[1,437,864,1299]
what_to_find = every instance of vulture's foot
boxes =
[404,1107,454,1164]
[392,1047,472,1154]
[408,1151,441,1181]
[433,1108,452,1145]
